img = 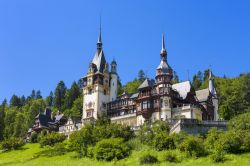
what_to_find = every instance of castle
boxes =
[81,31,219,128]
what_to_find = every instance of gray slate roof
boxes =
[157,58,172,74]
[130,93,139,98]
[172,81,192,99]
[138,78,155,89]
[196,88,210,102]
[92,50,106,73]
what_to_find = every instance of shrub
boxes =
[171,132,188,148]
[205,128,223,152]
[93,123,134,142]
[137,121,170,146]
[178,136,206,157]
[35,142,68,157]
[94,138,130,161]
[68,124,95,156]
[215,130,242,154]
[87,146,94,158]
[240,130,250,152]
[164,152,179,163]
[30,132,38,143]
[211,150,226,163]
[39,132,66,147]
[153,132,175,151]
[137,124,154,146]
[126,138,149,151]
[228,112,250,130]
[140,153,158,164]
[0,137,24,151]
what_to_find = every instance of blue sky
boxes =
[0,0,250,102]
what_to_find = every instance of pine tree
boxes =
[10,95,21,107]
[46,91,54,107]
[20,95,26,106]
[36,90,42,99]
[192,71,203,90]
[30,90,36,99]
[138,69,146,82]
[54,81,67,111]
[64,82,81,109]
[173,71,180,84]
[0,100,6,140]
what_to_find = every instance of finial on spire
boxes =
[97,15,102,49]
[209,65,213,80]
[160,33,167,57]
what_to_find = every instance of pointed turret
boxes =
[91,28,106,73]
[97,29,102,50]
[208,69,219,120]
[208,70,217,97]
[156,33,173,82]
[160,33,167,58]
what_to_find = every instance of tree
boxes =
[203,69,210,82]
[64,95,83,118]
[228,112,250,130]
[172,71,179,84]
[138,69,146,82]
[192,71,203,90]
[30,90,36,99]
[46,91,54,107]
[219,73,250,120]
[117,78,123,96]
[27,99,46,128]
[9,95,21,107]
[3,108,17,138]
[0,100,6,140]
[54,81,67,111]
[64,82,80,109]
[122,79,141,94]
[36,90,42,99]
[13,112,27,137]
[20,95,26,107]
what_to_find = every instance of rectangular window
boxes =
[142,101,150,109]
[87,112,92,117]
[161,99,163,108]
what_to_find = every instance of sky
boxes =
[0,0,250,103]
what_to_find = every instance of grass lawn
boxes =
[0,143,249,166]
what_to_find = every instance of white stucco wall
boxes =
[110,74,117,101]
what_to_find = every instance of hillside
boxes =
[0,143,249,166]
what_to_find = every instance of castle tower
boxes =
[110,59,118,101]
[82,30,111,122]
[208,70,219,120]
[155,33,173,120]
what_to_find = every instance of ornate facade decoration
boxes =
[82,32,219,127]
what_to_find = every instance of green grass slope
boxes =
[0,144,249,166]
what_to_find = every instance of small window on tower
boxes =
[88,89,92,94]
[104,90,106,95]
[87,112,92,117]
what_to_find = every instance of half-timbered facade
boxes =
[82,32,219,127]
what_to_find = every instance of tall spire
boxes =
[208,69,217,97]
[97,18,102,49]
[160,33,167,58]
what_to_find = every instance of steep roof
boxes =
[138,78,155,89]
[172,81,192,99]
[36,114,53,128]
[92,50,106,73]
[130,92,139,99]
[196,88,210,102]
[157,59,172,72]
